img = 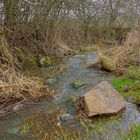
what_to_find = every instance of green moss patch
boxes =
[39,56,59,67]
[71,80,88,89]
[23,57,38,70]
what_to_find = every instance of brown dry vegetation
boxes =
[108,29,140,68]
[0,28,53,117]
[1,0,139,57]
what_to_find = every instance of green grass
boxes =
[127,66,140,80]
[125,125,140,140]
[112,66,140,104]
[112,77,133,92]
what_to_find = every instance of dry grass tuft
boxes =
[108,29,140,67]
[0,28,53,116]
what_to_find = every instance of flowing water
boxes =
[0,52,140,140]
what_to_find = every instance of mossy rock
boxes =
[23,57,38,70]
[17,50,24,62]
[71,80,88,89]
[40,56,59,67]
[100,55,117,72]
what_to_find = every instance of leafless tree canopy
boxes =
[0,0,140,55]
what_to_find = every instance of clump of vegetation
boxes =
[17,50,24,62]
[0,29,53,117]
[108,30,140,68]
[23,57,38,70]
[112,66,140,104]
[127,66,140,80]
[39,56,59,67]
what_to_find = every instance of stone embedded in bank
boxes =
[86,52,101,68]
[83,81,126,117]
[100,56,117,72]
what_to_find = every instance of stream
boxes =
[0,52,140,140]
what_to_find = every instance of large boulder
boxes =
[83,81,126,117]
[100,55,117,72]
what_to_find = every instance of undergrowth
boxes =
[0,28,53,117]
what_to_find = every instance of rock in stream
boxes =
[83,81,126,117]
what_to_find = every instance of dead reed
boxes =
[108,29,140,67]
[0,28,53,116]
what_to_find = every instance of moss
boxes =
[23,57,38,70]
[17,50,24,62]
[71,80,88,89]
[40,56,59,67]
[41,57,51,67]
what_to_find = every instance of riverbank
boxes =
[0,50,140,140]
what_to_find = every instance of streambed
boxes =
[0,52,140,140]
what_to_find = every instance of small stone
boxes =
[71,80,88,89]
[46,78,57,85]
